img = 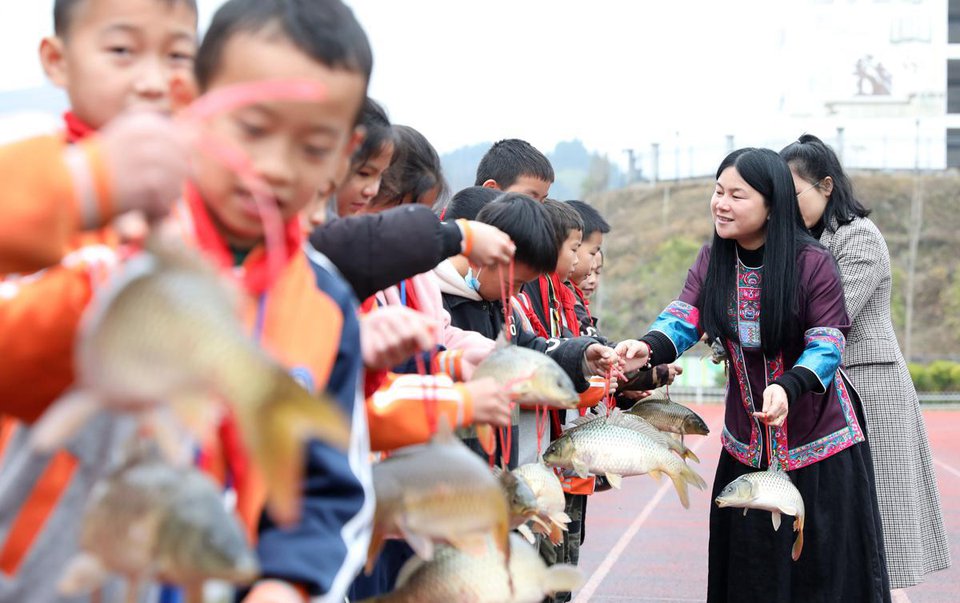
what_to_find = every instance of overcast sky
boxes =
[0,0,946,170]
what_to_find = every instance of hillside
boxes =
[590,171,960,361]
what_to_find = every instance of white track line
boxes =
[933,457,960,480]
[572,422,719,602]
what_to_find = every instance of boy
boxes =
[565,200,610,341]
[475,138,554,202]
[437,193,617,467]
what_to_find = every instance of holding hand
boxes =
[462,221,515,267]
[466,377,512,427]
[584,344,624,377]
[360,306,436,370]
[754,383,788,427]
[615,339,651,373]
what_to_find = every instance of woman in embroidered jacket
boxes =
[781,135,949,602]
[625,148,891,602]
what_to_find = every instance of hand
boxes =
[584,344,623,377]
[464,221,515,267]
[621,390,652,402]
[97,111,192,225]
[360,306,436,370]
[754,384,788,427]
[243,580,306,603]
[465,377,512,427]
[662,363,683,386]
[615,339,650,373]
[459,358,477,381]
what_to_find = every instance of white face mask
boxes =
[465,267,482,292]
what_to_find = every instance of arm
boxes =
[639,245,710,364]
[366,373,474,451]
[830,220,887,322]
[0,136,111,274]
[308,205,463,300]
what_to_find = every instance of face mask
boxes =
[465,267,482,292]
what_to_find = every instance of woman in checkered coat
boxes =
[782,135,950,601]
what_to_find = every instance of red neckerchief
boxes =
[63,111,96,143]
[516,292,549,339]
[570,282,592,321]
[183,182,301,296]
[402,278,421,312]
[550,274,580,335]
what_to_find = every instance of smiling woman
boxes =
[634,147,892,603]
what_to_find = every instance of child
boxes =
[439,185,501,221]
[437,193,618,467]
[369,124,448,211]
[578,249,602,302]
[474,138,554,201]
[0,3,199,601]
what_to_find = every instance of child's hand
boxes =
[98,112,191,224]
[584,343,623,377]
[464,221,515,267]
[360,306,436,370]
[466,377,512,427]
[615,339,650,373]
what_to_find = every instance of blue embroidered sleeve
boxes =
[795,327,845,392]
[648,301,702,359]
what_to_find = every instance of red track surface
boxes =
[573,405,960,602]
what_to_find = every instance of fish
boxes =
[28,240,352,526]
[542,409,707,508]
[627,394,710,438]
[58,442,259,603]
[367,420,511,573]
[360,533,583,603]
[715,467,806,561]
[512,460,570,545]
[591,409,700,463]
[472,343,579,410]
[496,466,540,531]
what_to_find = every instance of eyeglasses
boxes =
[796,179,822,197]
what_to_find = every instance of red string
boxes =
[535,404,549,454]
[603,366,616,415]
[497,260,516,342]
[414,353,438,436]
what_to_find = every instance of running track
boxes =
[574,405,960,602]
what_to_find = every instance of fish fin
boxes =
[792,515,805,561]
[683,448,701,464]
[250,370,351,527]
[771,511,782,531]
[779,504,799,516]
[394,554,426,589]
[552,511,572,526]
[365,523,387,575]
[680,463,708,491]
[572,458,590,479]
[397,521,434,561]
[447,532,491,557]
[548,520,564,545]
[29,389,102,454]
[518,523,536,544]
[669,472,691,509]
[648,469,663,482]
[605,473,623,489]
[544,565,584,595]
[569,414,602,428]
[531,514,551,531]
[59,553,108,595]
[743,508,749,517]
[475,424,497,456]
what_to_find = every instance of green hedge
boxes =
[908,361,960,392]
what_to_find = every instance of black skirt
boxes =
[707,441,891,603]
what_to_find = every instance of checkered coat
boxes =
[821,216,951,587]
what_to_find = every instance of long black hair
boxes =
[779,134,871,232]
[699,148,815,355]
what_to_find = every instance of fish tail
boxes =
[244,367,351,526]
[668,472,691,508]
[365,522,386,576]
[680,462,708,491]
[792,515,805,561]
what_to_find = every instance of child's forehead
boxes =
[65,0,197,36]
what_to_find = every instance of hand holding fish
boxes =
[361,305,437,370]
[754,383,788,427]
[466,377,512,428]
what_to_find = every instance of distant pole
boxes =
[725,134,735,154]
[622,148,636,185]
[904,119,925,361]
[836,126,845,162]
[674,131,680,181]
[651,143,660,186]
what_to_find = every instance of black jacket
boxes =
[309,205,462,300]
